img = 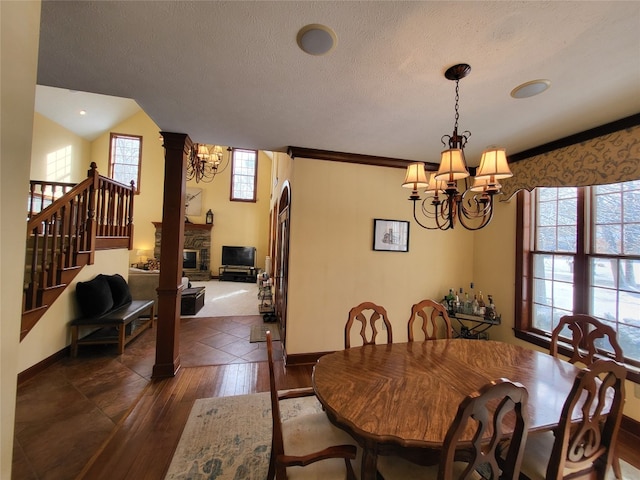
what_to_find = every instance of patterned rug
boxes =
[165,391,640,480]
[164,391,322,480]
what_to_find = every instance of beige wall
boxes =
[285,157,475,354]
[1,2,41,476]
[90,110,166,264]
[31,112,89,182]
[184,150,272,274]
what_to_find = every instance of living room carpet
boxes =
[164,391,323,480]
[249,323,280,343]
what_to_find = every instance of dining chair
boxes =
[549,314,625,479]
[550,314,624,367]
[519,358,626,480]
[377,378,529,480]
[266,330,360,480]
[407,299,453,341]
[345,301,393,348]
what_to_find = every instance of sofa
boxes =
[128,268,190,309]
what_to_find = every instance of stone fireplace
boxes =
[153,222,213,281]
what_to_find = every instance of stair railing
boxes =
[22,163,135,339]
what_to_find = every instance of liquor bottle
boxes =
[472,295,479,315]
[464,292,471,314]
[446,288,455,313]
[478,291,486,316]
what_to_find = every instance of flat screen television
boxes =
[221,246,256,267]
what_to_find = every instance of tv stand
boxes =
[219,266,257,283]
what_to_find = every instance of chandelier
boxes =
[402,64,513,230]
[187,144,231,183]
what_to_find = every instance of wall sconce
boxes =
[206,209,214,225]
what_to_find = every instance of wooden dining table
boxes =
[312,339,584,480]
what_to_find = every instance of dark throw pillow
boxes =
[75,275,114,317]
[105,273,132,308]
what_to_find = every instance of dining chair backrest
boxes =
[543,358,626,479]
[407,299,453,341]
[439,378,529,480]
[345,301,393,348]
[550,314,624,366]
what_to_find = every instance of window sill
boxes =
[514,329,640,384]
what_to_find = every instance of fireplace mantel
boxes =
[152,222,212,231]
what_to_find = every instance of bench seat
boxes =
[70,299,154,357]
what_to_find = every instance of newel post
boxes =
[86,162,100,263]
[152,132,190,378]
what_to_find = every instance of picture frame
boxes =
[185,187,202,216]
[372,218,409,252]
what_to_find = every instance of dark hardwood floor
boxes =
[12,314,640,479]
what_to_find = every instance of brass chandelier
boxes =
[187,144,231,183]
[402,64,513,230]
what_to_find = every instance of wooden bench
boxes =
[70,300,154,357]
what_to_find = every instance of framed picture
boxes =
[372,219,409,252]
[185,187,202,216]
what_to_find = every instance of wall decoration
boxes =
[372,219,409,252]
[186,187,202,216]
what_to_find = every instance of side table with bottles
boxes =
[442,286,501,340]
[258,272,276,322]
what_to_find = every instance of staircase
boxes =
[22,163,135,340]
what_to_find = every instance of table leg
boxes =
[361,448,378,480]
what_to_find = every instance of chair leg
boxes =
[612,454,622,479]
[267,439,275,480]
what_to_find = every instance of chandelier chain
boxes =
[454,79,460,132]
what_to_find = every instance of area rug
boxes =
[164,391,322,480]
[165,392,640,480]
[249,323,280,342]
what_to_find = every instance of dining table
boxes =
[312,338,584,480]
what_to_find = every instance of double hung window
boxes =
[109,133,142,192]
[516,181,640,371]
[230,149,257,202]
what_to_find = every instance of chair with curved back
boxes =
[407,299,453,341]
[377,378,529,480]
[550,314,624,366]
[266,330,359,480]
[519,358,626,480]
[549,314,625,479]
[345,301,393,349]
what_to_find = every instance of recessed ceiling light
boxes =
[79,110,87,116]
[510,79,551,99]
[297,24,337,56]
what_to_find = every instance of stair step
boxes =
[21,306,49,340]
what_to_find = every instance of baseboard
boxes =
[18,346,69,385]
[621,414,640,441]
[285,350,333,366]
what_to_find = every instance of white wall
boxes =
[1,1,41,476]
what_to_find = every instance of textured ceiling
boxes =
[36,1,640,166]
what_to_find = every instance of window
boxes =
[109,133,142,192]
[516,181,640,375]
[230,148,257,201]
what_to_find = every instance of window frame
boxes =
[108,132,143,193]
[515,188,640,383]
[230,148,258,202]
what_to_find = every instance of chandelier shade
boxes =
[426,172,448,192]
[435,148,470,182]
[402,162,429,189]
[475,147,513,181]
[402,63,512,231]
